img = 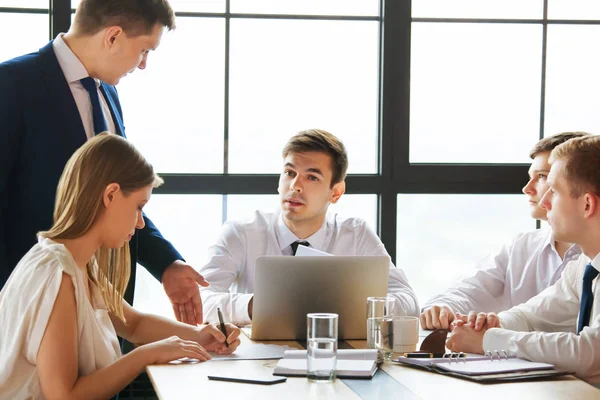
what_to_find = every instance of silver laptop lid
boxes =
[251,255,389,340]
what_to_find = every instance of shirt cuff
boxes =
[234,293,254,326]
[483,328,515,354]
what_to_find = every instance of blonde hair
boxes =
[39,133,163,322]
[550,135,600,198]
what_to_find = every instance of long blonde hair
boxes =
[39,133,163,322]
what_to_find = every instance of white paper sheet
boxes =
[294,245,332,257]
[172,342,295,363]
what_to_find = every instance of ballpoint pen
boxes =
[403,352,446,358]
[217,307,229,348]
[403,352,466,358]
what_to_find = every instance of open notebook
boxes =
[273,349,378,379]
[394,352,572,383]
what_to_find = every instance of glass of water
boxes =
[307,313,338,382]
[366,296,394,350]
[373,316,395,361]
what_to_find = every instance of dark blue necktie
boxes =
[577,263,599,334]
[80,77,108,135]
[290,240,310,255]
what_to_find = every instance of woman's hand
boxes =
[197,323,242,355]
[139,336,212,364]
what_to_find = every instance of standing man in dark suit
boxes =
[0,0,207,325]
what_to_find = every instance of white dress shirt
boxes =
[0,237,120,399]
[423,228,581,314]
[53,34,116,139]
[199,210,419,325]
[483,252,600,383]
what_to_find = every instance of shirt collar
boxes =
[52,33,93,84]
[276,211,328,252]
[591,252,600,272]
[544,227,581,257]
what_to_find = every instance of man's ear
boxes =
[329,181,346,205]
[103,183,121,208]
[583,193,598,219]
[104,26,123,47]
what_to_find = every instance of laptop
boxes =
[249,255,389,340]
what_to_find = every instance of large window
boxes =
[6,0,600,307]
[0,3,49,62]
[410,22,542,163]
[404,0,600,303]
[397,194,533,304]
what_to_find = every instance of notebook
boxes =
[273,349,378,379]
[393,352,572,383]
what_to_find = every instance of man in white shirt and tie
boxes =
[446,134,600,383]
[199,129,419,325]
[420,132,590,330]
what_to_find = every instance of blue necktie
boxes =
[577,263,599,334]
[80,77,108,135]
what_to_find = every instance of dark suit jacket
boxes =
[0,41,183,303]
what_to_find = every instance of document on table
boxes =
[211,342,296,361]
[274,349,379,378]
[172,342,295,364]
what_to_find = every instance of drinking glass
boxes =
[307,313,338,382]
[366,296,394,349]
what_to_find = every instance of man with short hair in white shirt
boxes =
[446,134,600,383]
[200,129,419,325]
[420,132,590,330]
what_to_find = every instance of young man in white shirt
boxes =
[199,129,419,325]
[420,132,589,330]
[446,135,600,383]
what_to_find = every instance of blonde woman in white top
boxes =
[0,133,241,399]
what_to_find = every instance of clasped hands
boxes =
[421,305,501,354]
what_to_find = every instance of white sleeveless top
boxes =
[0,237,121,399]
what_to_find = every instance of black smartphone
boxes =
[207,375,287,385]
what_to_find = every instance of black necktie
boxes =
[80,77,108,135]
[290,240,310,255]
[578,263,599,334]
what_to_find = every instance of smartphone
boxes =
[207,375,287,385]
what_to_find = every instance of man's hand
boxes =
[453,311,500,331]
[162,260,209,326]
[446,324,486,354]
[420,305,455,329]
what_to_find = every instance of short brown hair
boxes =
[74,0,176,36]
[282,129,348,187]
[550,135,600,198]
[529,131,592,159]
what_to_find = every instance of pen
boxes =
[404,352,451,358]
[217,307,229,348]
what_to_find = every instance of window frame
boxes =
[27,0,600,260]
